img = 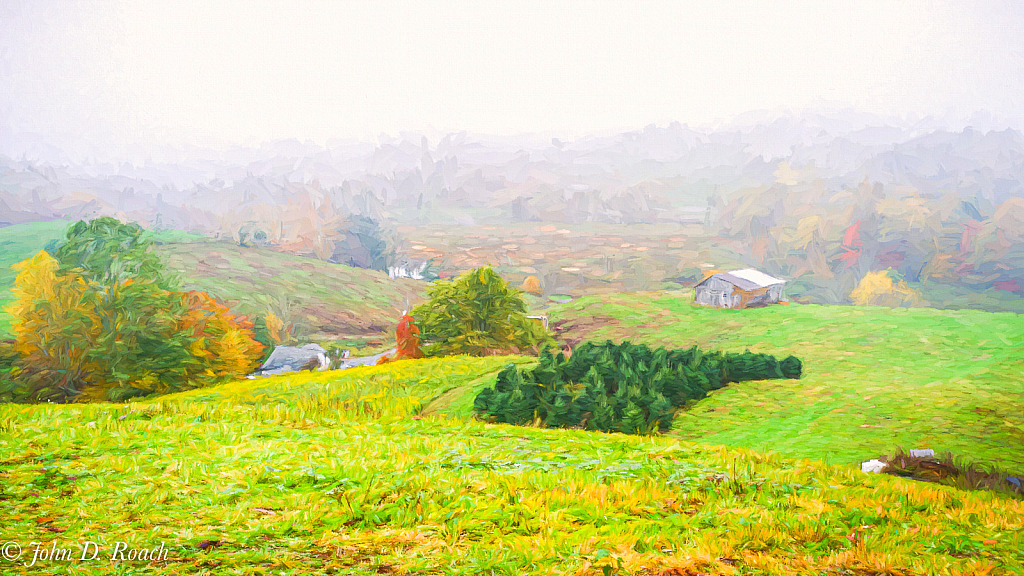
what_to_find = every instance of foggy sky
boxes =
[2,0,1023,156]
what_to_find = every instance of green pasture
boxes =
[548,292,1024,471]
[1,356,1020,575]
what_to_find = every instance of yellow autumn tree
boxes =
[700,268,723,281]
[264,311,287,345]
[850,269,925,307]
[5,251,98,399]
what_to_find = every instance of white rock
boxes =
[861,459,888,473]
[909,449,935,458]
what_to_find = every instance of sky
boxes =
[2,0,1024,154]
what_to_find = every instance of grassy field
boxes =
[546,292,1024,472]
[1,356,1021,575]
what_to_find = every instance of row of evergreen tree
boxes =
[474,341,802,435]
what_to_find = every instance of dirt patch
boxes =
[305,307,390,335]
[551,316,621,343]
[878,448,1024,498]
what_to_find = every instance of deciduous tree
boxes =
[4,218,265,403]
[412,266,550,356]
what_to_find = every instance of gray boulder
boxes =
[256,344,329,376]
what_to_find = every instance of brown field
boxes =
[395,221,742,297]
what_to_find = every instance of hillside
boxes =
[0,221,426,340]
[548,292,1024,470]
[155,242,425,340]
[0,357,1020,574]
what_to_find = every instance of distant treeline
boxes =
[712,176,1024,311]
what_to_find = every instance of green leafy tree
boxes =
[412,266,550,356]
[51,218,194,400]
[54,217,178,289]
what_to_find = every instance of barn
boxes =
[694,268,786,309]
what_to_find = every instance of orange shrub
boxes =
[377,314,424,364]
[178,291,266,380]
[521,274,542,294]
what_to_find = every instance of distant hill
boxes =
[2,114,1022,313]
[0,221,425,340]
[3,115,1023,232]
[156,241,425,340]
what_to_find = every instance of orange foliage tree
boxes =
[177,291,266,381]
[377,313,424,364]
[520,274,542,295]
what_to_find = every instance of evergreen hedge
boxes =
[474,340,802,435]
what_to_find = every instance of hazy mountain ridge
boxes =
[2,113,1023,232]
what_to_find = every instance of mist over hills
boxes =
[3,110,1024,315]
[3,111,1022,233]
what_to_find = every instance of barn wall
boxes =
[737,286,769,307]
[737,285,784,307]
[695,277,738,308]
[695,276,785,309]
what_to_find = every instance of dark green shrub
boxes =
[474,340,802,435]
[780,355,803,378]
[250,316,275,364]
[0,340,17,372]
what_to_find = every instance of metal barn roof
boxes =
[725,269,785,288]
[697,268,786,291]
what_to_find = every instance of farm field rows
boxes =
[1,356,1021,575]
[392,221,732,295]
